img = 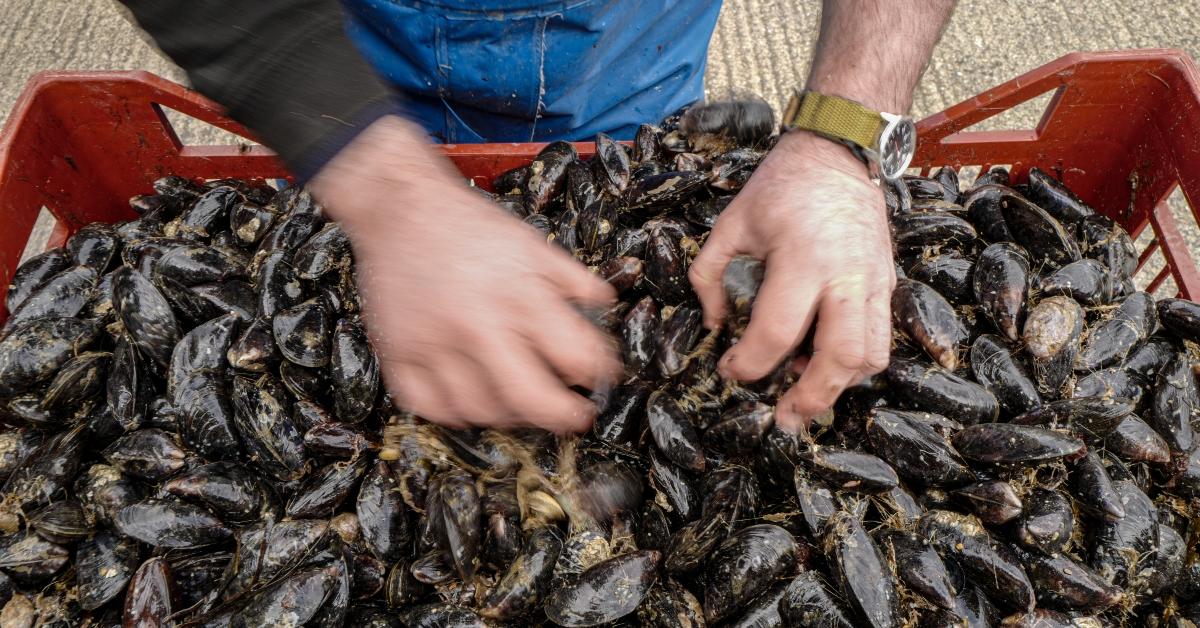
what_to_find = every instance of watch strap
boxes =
[783,91,885,151]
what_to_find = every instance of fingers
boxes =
[688,221,742,328]
[528,300,623,390]
[541,246,616,307]
[860,289,893,377]
[481,337,598,434]
[719,257,820,382]
[775,280,870,431]
[387,362,471,430]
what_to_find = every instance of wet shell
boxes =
[907,251,975,306]
[998,192,1082,270]
[886,356,999,425]
[545,550,660,627]
[113,267,181,368]
[1106,413,1171,463]
[866,407,973,486]
[357,460,412,563]
[973,242,1031,341]
[881,530,956,610]
[1038,258,1113,306]
[76,530,140,611]
[918,510,1034,612]
[273,298,332,367]
[0,317,99,398]
[115,498,232,548]
[892,279,967,370]
[1,265,98,336]
[330,317,380,423]
[1150,352,1198,453]
[806,446,899,493]
[1014,488,1074,555]
[970,334,1041,416]
[1075,291,1156,371]
[162,461,273,523]
[4,249,71,314]
[779,571,855,628]
[823,511,900,627]
[647,391,705,473]
[702,524,796,624]
[951,423,1084,465]
[622,296,660,378]
[480,526,563,620]
[1157,297,1200,341]
[1071,452,1126,521]
[1025,167,1095,224]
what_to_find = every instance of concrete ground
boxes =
[2,0,1200,290]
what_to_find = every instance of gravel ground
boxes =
[2,0,1200,291]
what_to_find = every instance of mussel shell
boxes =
[231,374,306,481]
[1,265,98,335]
[272,298,331,368]
[169,313,239,397]
[163,461,274,523]
[892,279,967,370]
[102,428,189,482]
[305,422,378,458]
[822,511,900,626]
[115,498,232,548]
[227,316,279,371]
[66,223,121,271]
[479,526,562,620]
[174,371,242,461]
[622,297,660,378]
[1150,352,1198,453]
[76,530,140,611]
[0,530,69,584]
[28,499,91,544]
[1038,258,1113,306]
[232,560,343,627]
[597,256,644,295]
[526,141,577,214]
[2,425,84,510]
[230,200,278,245]
[999,193,1082,269]
[398,603,490,628]
[154,243,246,286]
[1073,367,1145,406]
[545,550,660,627]
[655,306,703,378]
[1076,291,1156,371]
[918,510,1034,612]
[330,317,379,423]
[0,317,99,397]
[963,184,1017,243]
[703,524,796,624]
[973,242,1031,341]
[624,171,709,211]
[886,357,999,425]
[287,458,368,519]
[294,223,351,280]
[39,350,109,415]
[0,429,40,485]
[952,423,1084,465]
[779,570,855,628]
[906,251,974,306]
[866,408,973,487]
[969,334,1040,417]
[255,249,303,319]
[1014,488,1074,555]
[1106,413,1171,464]
[225,519,331,598]
[356,460,412,564]
[431,469,482,581]
[952,480,1023,525]
[1090,479,1158,589]
[891,212,977,251]
[1157,297,1200,342]
[4,249,72,314]
[880,530,956,610]
[646,391,706,473]
[113,268,180,368]
[1071,452,1126,521]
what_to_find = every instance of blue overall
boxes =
[341,0,724,143]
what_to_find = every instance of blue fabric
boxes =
[341,0,723,143]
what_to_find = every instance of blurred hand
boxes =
[311,116,621,432]
[689,131,896,432]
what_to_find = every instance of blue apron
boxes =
[341,0,723,143]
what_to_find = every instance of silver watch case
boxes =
[863,112,917,182]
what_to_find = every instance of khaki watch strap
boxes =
[783,91,885,151]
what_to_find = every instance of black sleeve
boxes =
[119,0,400,182]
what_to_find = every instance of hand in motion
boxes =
[689,131,896,431]
[312,116,621,432]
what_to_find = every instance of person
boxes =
[118,0,957,433]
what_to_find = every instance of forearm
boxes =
[119,0,399,182]
[806,0,956,113]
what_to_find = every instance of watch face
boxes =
[879,118,917,181]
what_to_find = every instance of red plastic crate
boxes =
[2,50,1200,325]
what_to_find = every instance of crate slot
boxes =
[947,88,1060,138]
[18,208,59,264]
[154,104,259,149]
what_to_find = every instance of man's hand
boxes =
[689,131,896,431]
[312,116,621,432]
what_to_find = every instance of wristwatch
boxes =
[782,90,916,182]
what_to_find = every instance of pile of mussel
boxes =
[2,98,1200,627]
